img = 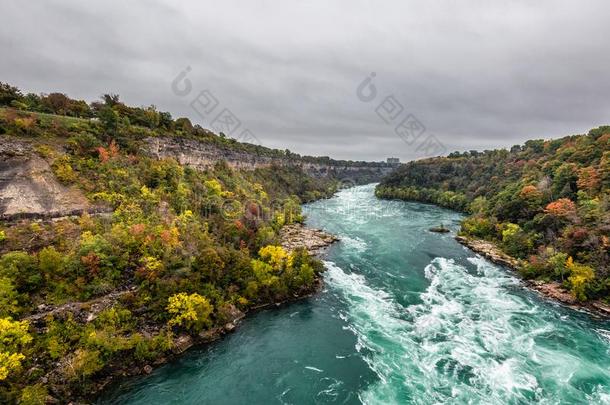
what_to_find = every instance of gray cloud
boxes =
[1,0,609,161]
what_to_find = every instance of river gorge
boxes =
[101,185,610,404]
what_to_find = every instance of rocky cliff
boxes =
[0,139,92,220]
[0,135,397,221]
[145,137,396,184]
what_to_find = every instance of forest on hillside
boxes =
[0,82,338,402]
[377,127,610,302]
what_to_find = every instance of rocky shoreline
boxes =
[455,235,610,318]
[280,223,340,256]
[81,224,339,403]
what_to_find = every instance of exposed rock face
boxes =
[145,136,395,182]
[280,223,339,256]
[25,288,136,329]
[0,139,91,220]
[172,335,194,354]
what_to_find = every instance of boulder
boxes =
[171,335,193,354]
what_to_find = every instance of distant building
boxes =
[386,157,400,164]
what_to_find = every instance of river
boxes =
[100,184,610,404]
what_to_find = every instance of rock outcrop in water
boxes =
[455,235,520,269]
[280,223,339,256]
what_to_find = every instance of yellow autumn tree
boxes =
[166,292,213,332]
[0,317,32,381]
[258,245,293,272]
[566,257,595,301]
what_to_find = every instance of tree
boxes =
[166,292,213,332]
[544,198,577,219]
[38,246,64,279]
[97,105,119,135]
[258,245,293,272]
[102,93,120,107]
[577,167,600,193]
[599,151,610,188]
[0,252,40,292]
[566,257,595,301]
[175,117,193,132]
[0,317,32,381]
[0,82,23,106]
[518,184,544,218]
[41,93,70,115]
[501,223,534,258]
[0,277,19,317]
[552,163,579,199]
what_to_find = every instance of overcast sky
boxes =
[1,0,609,161]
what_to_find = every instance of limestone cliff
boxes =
[0,139,91,220]
[0,135,397,220]
[145,136,395,184]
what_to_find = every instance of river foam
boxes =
[324,256,610,404]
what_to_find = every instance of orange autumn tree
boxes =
[577,167,600,192]
[544,198,577,218]
[519,185,542,199]
[97,140,119,163]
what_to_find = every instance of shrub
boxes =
[66,133,101,156]
[65,349,103,381]
[38,246,64,279]
[52,157,77,184]
[461,216,496,239]
[19,384,47,405]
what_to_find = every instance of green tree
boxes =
[0,252,40,292]
[97,105,119,135]
[0,277,19,317]
[0,82,23,106]
[501,223,534,258]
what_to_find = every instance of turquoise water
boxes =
[101,185,610,404]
